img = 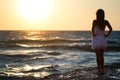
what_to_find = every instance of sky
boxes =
[0,0,120,30]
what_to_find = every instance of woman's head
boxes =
[96,9,105,21]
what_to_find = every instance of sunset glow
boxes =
[17,0,52,22]
[0,0,120,30]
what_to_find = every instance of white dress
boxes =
[92,26,107,50]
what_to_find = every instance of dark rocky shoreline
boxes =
[0,63,120,80]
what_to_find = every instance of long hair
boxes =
[96,9,105,30]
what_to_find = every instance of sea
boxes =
[0,30,120,78]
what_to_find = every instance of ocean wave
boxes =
[0,63,120,80]
[0,42,120,51]
[0,54,32,58]
[0,38,119,46]
[0,38,91,44]
[108,40,120,44]
[0,51,62,58]
[0,64,57,78]
[0,38,120,51]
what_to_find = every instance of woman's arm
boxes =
[92,20,96,37]
[105,20,113,37]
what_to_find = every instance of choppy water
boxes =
[0,31,120,78]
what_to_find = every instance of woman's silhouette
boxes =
[91,9,112,74]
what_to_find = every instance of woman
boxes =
[91,9,112,74]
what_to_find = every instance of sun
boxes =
[17,0,52,22]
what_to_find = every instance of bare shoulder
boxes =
[93,20,97,25]
[93,20,97,22]
[104,20,110,25]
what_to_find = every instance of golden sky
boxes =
[0,0,120,30]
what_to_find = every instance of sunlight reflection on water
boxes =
[3,64,52,78]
